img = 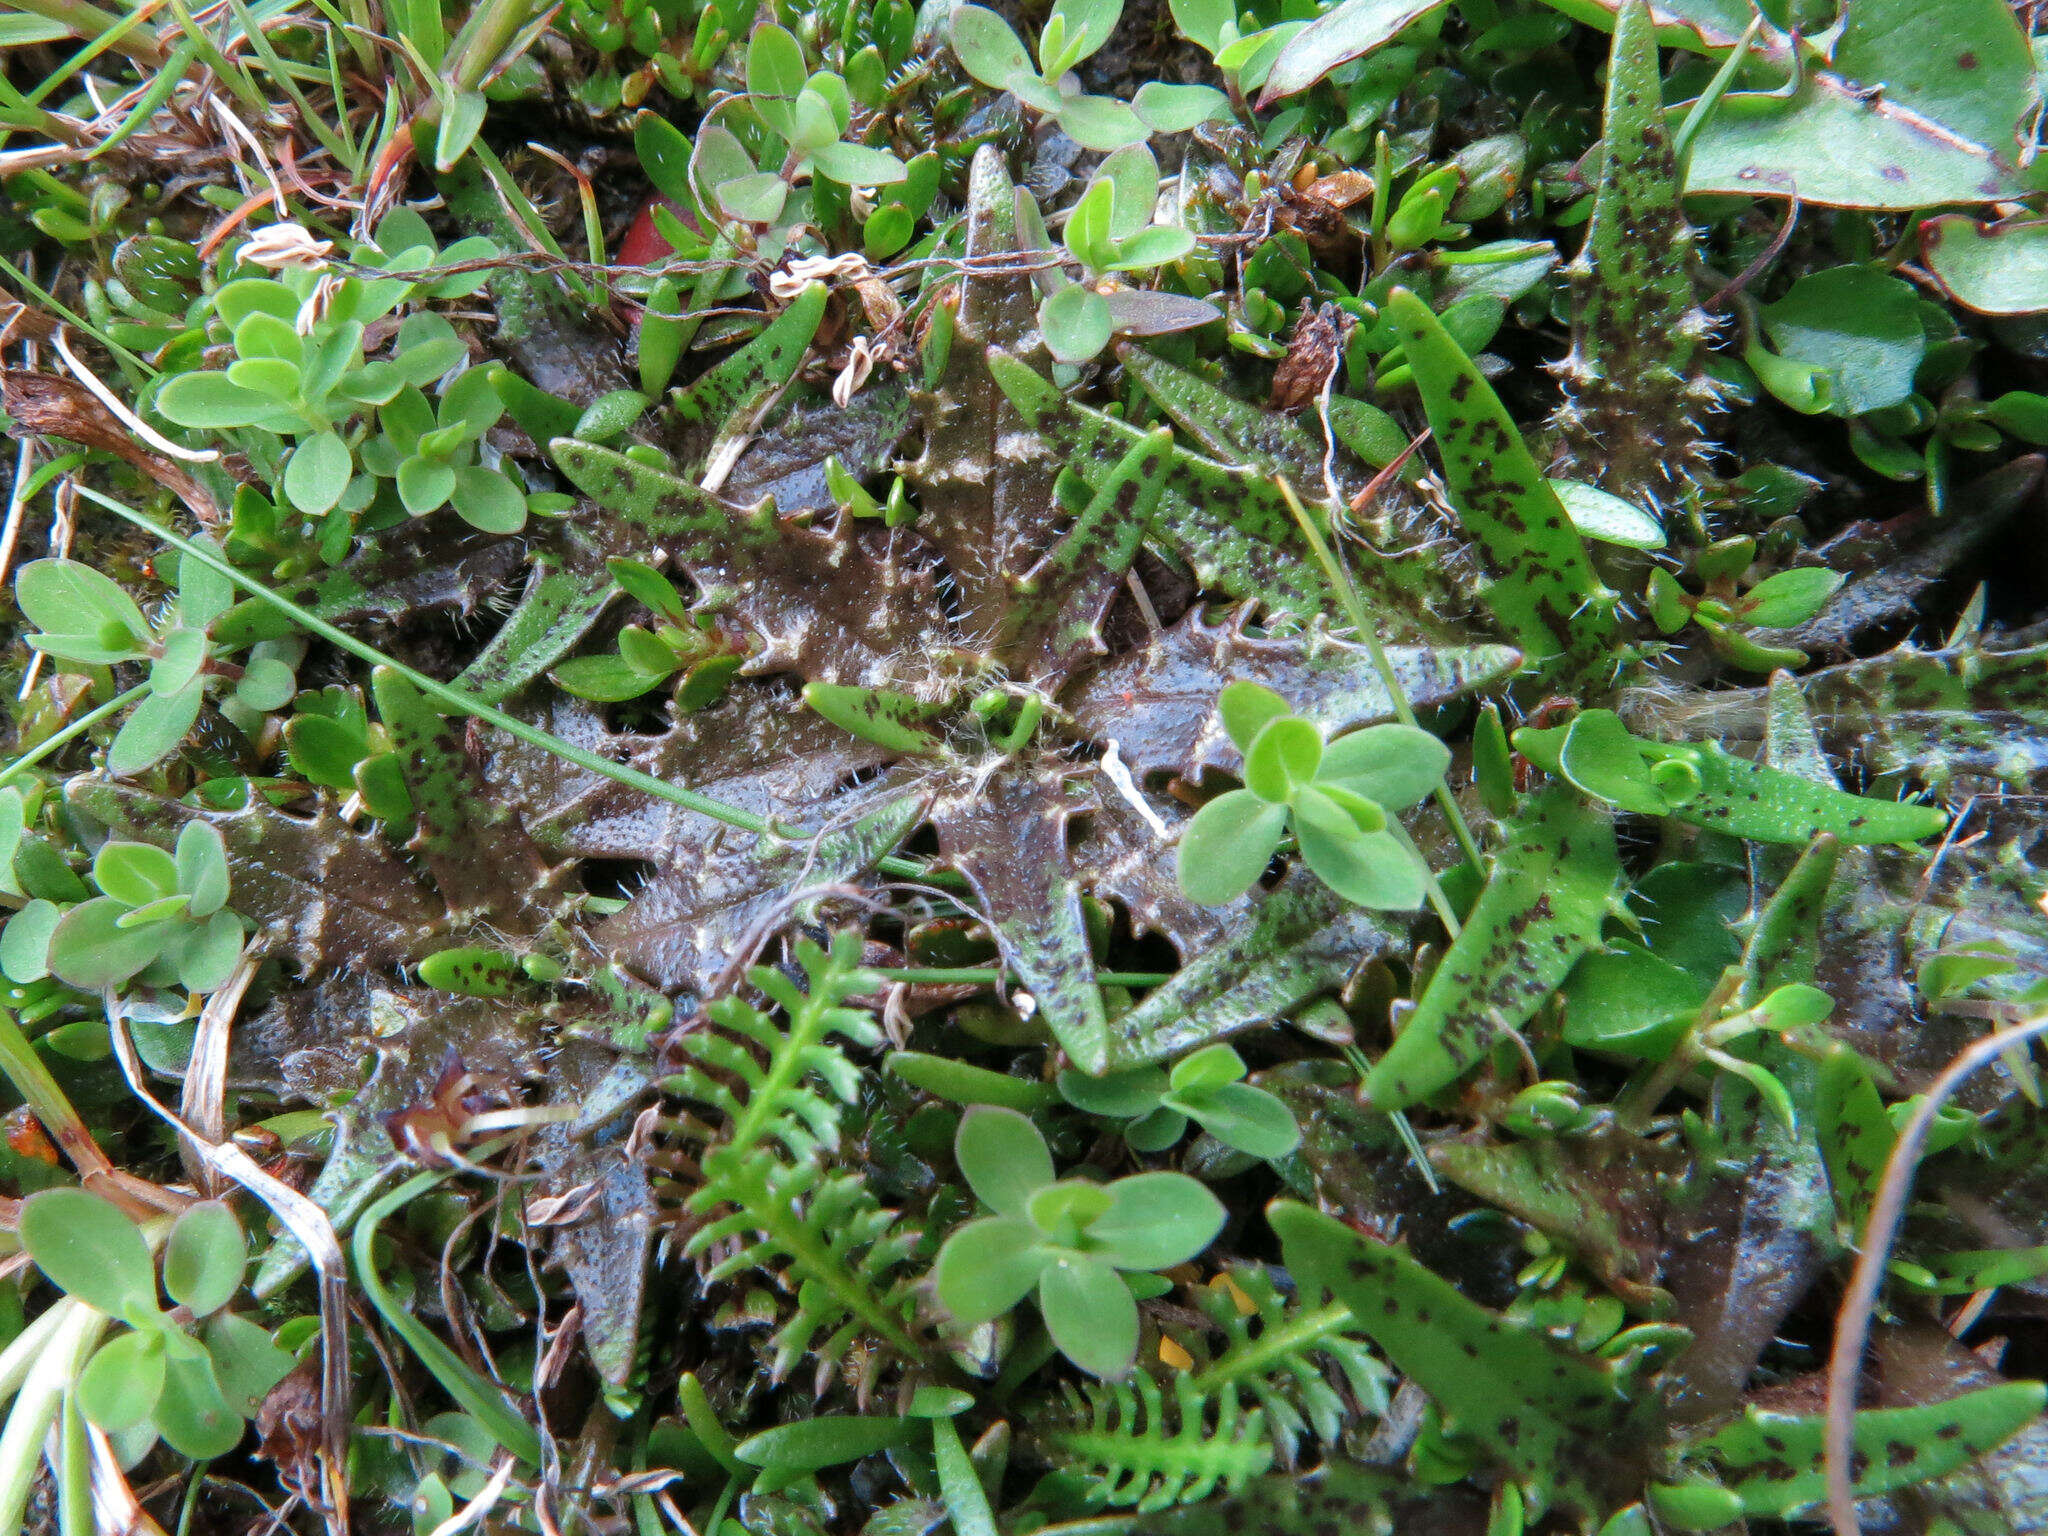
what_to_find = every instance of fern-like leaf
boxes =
[665,933,926,1376]
[1185,1265,1389,1465]
[1041,1373,1275,1512]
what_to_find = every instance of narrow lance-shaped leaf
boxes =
[1364,787,1620,1112]
[802,684,946,754]
[1119,346,1470,634]
[990,351,1335,624]
[668,282,829,453]
[1110,872,1399,1065]
[1515,713,1949,846]
[933,766,1110,1074]
[1553,0,1710,507]
[1383,289,1616,677]
[1000,427,1173,678]
[1692,1383,2048,1517]
[1272,1200,1646,1519]
[451,562,617,704]
[371,666,573,929]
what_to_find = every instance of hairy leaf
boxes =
[1552,0,1710,508]
[1067,608,1519,781]
[1111,871,1398,1065]
[1696,1384,2047,1517]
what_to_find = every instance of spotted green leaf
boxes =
[1364,787,1620,1112]
[1273,1200,1643,1519]
[1553,0,1711,505]
[1696,1383,2047,1517]
[1382,289,1616,678]
[1515,712,1949,846]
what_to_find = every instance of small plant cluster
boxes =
[17,1191,294,1460]
[5,0,2048,1530]
[154,212,535,557]
[1178,681,1449,909]
[935,1105,1225,1379]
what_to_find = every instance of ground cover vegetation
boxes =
[4,0,2048,1529]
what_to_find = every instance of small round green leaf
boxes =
[1217,681,1290,754]
[948,5,1033,88]
[93,841,178,907]
[1089,1171,1225,1271]
[812,142,910,187]
[1039,284,1114,364]
[1558,710,1667,816]
[153,1351,245,1460]
[173,822,230,919]
[888,1051,1056,1111]
[1057,1064,1168,1118]
[1176,790,1287,906]
[172,910,246,993]
[1741,566,1846,629]
[1052,93,1148,152]
[77,1331,167,1433]
[15,560,147,649]
[154,371,277,429]
[934,1214,1045,1325]
[1295,818,1428,911]
[550,654,667,703]
[283,432,352,515]
[108,681,204,775]
[1131,80,1231,132]
[449,466,528,534]
[0,899,60,983]
[1242,716,1322,801]
[203,1313,295,1417]
[285,715,366,789]
[955,1105,1054,1216]
[1177,1081,1301,1160]
[48,895,171,990]
[234,655,297,712]
[1168,1044,1245,1093]
[1039,1254,1138,1379]
[20,1188,160,1321]
[396,457,456,516]
[163,1200,246,1316]
[150,627,208,698]
[1316,724,1449,811]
